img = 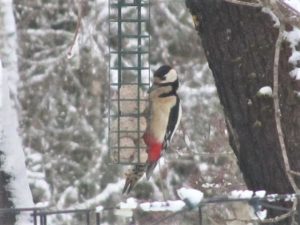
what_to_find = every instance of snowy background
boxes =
[0,0,267,224]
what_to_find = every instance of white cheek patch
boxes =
[162,69,177,83]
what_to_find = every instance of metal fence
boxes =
[0,192,297,225]
[0,207,101,225]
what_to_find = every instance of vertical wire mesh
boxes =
[108,0,150,165]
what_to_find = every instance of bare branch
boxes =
[224,0,262,7]
[260,0,300,28]
[278,0,300,16]
[67,0,86,58]
[273,23,299,193]
[289,170,300,177]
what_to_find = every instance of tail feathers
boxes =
[123,164,146,194]
[123,161,159,193]
[146,161,158,180]
[122,179,135,194]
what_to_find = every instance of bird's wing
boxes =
[145,97,181,179]
[163,96,181,150]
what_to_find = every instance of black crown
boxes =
[154,65,172,78]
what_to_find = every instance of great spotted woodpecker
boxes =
[123,65,181,193]
[144,65,182,178]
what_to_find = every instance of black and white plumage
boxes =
[122,65,182,194]
[144,65,182,178]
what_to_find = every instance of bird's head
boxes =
[153,65,178,84]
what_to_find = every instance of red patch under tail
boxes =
[143,133,163,163]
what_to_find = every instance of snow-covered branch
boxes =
[272,23,299,194]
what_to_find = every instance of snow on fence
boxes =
[0,188,298,225]
[0,207,101,225]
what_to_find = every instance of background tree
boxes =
[186,0,300,224]
[0,0,33,224]
[3,0,268,224]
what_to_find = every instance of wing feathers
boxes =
[163,96,181,150]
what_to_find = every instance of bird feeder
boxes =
[108,0,150,164]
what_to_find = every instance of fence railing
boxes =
[0,207,101,225]
[0,192,297,225]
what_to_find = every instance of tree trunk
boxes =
[0,0,33,224]
[0,63,15,225]
[0,0,17,223]
[186,0,300,223]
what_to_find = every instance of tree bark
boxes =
[186,0,300,223]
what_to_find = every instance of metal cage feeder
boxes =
[108,0,150,165]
